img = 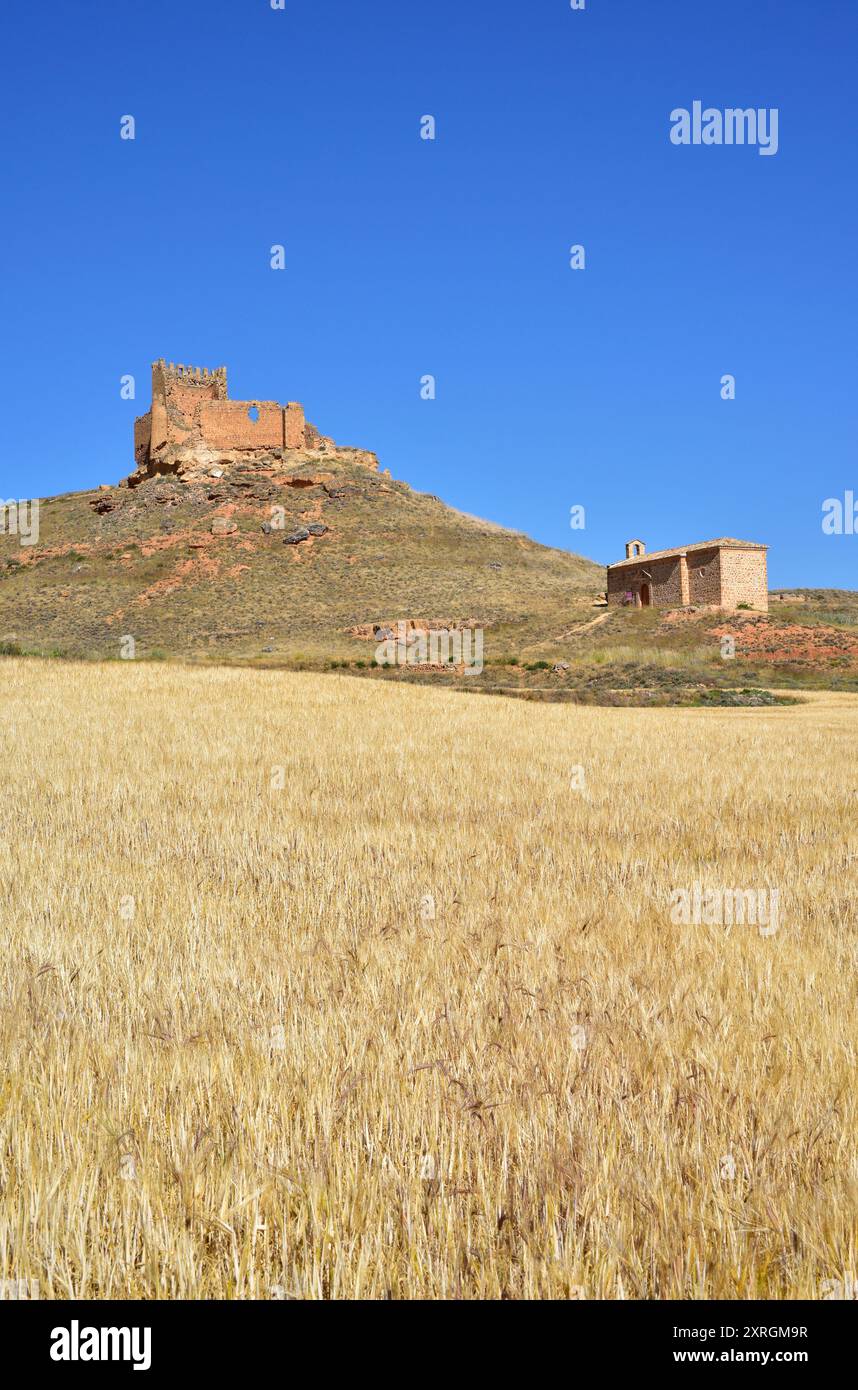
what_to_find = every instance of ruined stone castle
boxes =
[607,538,769,612]
[131,360,377,484]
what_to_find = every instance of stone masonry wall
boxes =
[197,400,285,451]
[648,557,685,606]
[607,556,684,606]
[133,414,151,466]
[284,402,306,450]
[686,548,722,605]
[719,548,769,612]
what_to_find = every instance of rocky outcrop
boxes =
[125,442,380,490]
[348,618,482,641]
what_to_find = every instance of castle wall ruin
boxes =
[133,361,332,474]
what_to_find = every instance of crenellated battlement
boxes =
[153,360,228,393]
[156,360,227,383]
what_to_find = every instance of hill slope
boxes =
[4,454,856,703]
[0,450,604,662]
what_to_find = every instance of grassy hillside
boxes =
[0,453,603,662]
[2,454,856,703]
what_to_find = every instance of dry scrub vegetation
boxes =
[1,659,856,1299]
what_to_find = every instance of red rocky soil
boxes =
[710,615,858,667]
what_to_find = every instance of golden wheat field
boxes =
[1,659,856,1300]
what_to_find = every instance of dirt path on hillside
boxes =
[551,612,611,642]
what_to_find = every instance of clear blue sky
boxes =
[1,0,856,588]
